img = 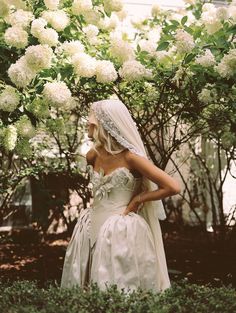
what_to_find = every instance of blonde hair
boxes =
[91,118,126,156]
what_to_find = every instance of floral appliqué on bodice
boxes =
[86,164,140,201]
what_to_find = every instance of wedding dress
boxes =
[61,163,171,292]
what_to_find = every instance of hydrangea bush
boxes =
[0,0,235,152]
[0,0,236,230]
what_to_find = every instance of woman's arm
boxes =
[122,151,181,215]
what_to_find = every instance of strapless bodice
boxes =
[87,164,142,207]
[86,164,142,246]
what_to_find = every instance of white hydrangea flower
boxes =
[44,0,60,10]
[0,0,10,17]
[0,86,20,112]
[175,29,195,54]
[201,10,222,34]
[71,52,97,78]
[195,49,216,67]
[119,60,152,81]
[202,3,215,12]
[25,44,53,71]
[172,66,193,88]
[72,0,93,15]
[229,5,236,21]
[4,26,28,49]
[215,49,236,78]
[3,125,18,151]
[5,9,34,29]
[131,15,148,31]
[38,28,59,47]
[83,9,101,25]
[138,39,156,56]
[99,14,119,31]
[31,18,47,38]
[59,40,85,56]
[41,10,70,32]
[216,7,229,20]
[198,85,216,104]
[26,98,50,119]
[16,115,35,138]
[115,9,128,21]
[83,24,99,38]
[8,56,37,88]
[151,4,161,17]
[155,51,171,65]
[104,0,123,13]
[43,81,72,107]
[110,34,135,62]
[95,60,117,83]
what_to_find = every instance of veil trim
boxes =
[92,101,144,157]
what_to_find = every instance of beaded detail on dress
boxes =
[87,164,141,201]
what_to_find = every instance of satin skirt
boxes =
[61,209,169,292]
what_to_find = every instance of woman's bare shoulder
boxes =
[124,150,146,164]
[86,148,97,165]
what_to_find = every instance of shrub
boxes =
[0,279,235,313]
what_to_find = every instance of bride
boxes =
[61,99,180,292]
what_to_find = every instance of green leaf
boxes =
[184,53,196,64]
[156,41,169,51]
[181,16,188,26]
[227,24,236,34]
[170,20,179,26]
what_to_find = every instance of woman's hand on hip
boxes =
[121,192,145,216]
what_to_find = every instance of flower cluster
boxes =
[8,57,37,88]
[43,81,72,107]
[4,26,28,49]
[95,60,117,83]
[72,0,93,15]
[103,0,123,14]
[215,49,236,78]
[151,4,161,17]
[3,125,18,151]
[110,34,135,62]
[119,60,152,81]
[200,4,229,34]
[16,115,35,138]
[195,49,216,67]
[8,44,54,87]
[83,24,100,44]
[0,86,20,112]
[72,52,97,78]
[5,9,34,28]
[44,0,60,10]
[175,29,195,54]
[198,85,217,104]
[59,40,85,56]
[41,10,70,32]
[26,98,50,119]
[30,17,58,46]
[25,44,53,71]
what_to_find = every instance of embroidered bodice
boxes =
[87,164,142,201]
[86,164,142,246]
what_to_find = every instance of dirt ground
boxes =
[0,225,235,288]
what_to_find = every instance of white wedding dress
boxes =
[61,164,171,292]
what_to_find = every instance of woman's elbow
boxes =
[168,182,181,196]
